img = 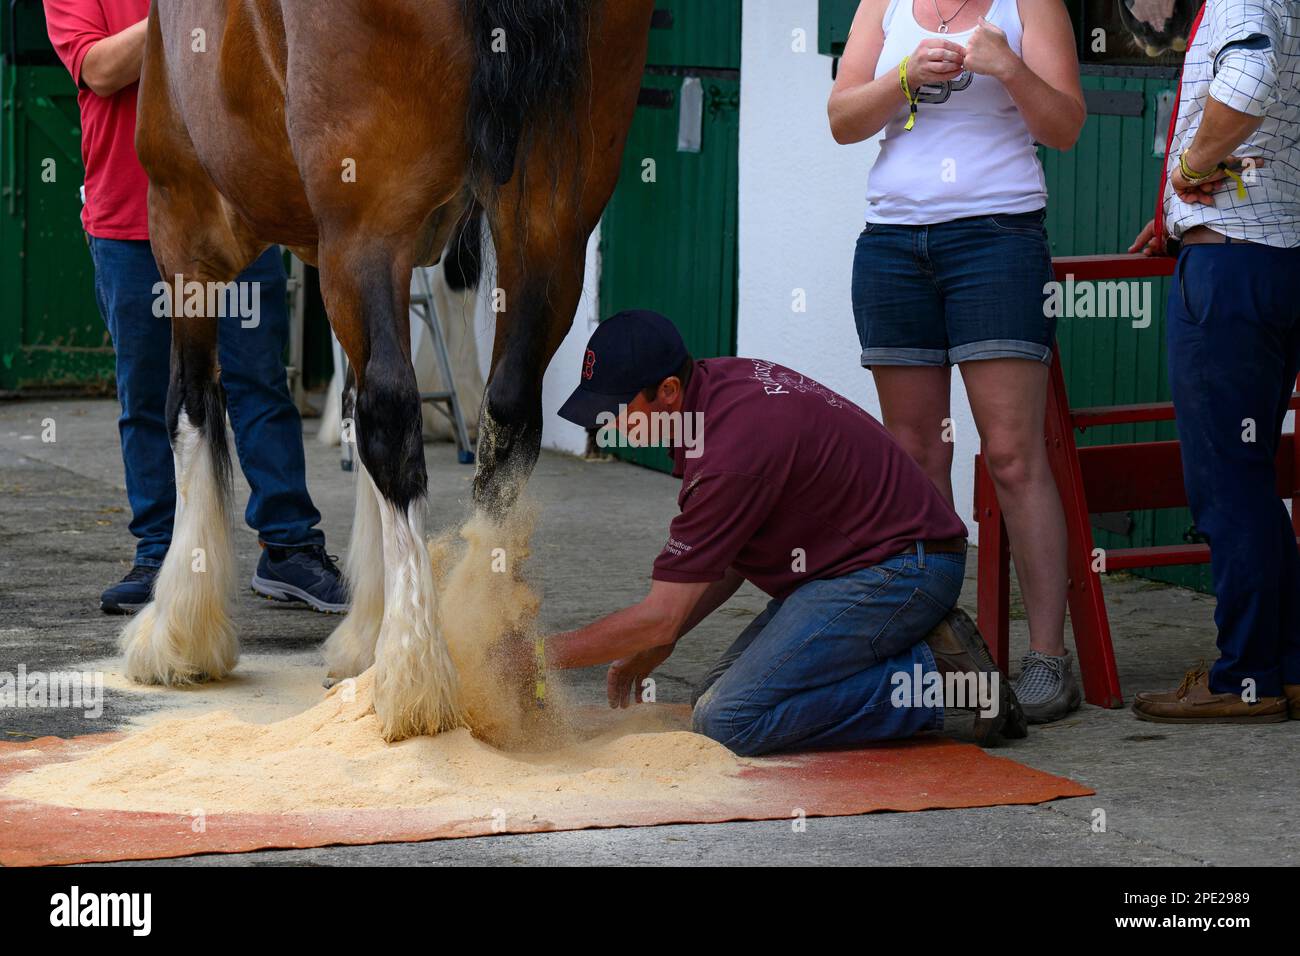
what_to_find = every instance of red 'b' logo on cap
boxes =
[582,349,596,380]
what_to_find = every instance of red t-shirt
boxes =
[652,358,968,599]
[44,0,151,240]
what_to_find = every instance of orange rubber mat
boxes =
[0,730,1091,866]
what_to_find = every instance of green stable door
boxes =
[598,0,741,473]
[2,2,109,392]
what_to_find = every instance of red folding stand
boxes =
[974,254,1300,707]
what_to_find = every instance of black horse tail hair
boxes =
[461,0,593,198]
[442,204,483,292]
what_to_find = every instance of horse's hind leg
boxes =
[317,238,462,739]
[122,21,260,685]
[120,278,242,685]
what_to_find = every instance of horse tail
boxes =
[461,0,593,195]
[442,204,483,292]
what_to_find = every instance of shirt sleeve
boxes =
[652,471,782,585]
[1207,3,1282,117]
[43,0,110,90]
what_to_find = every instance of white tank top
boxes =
[866,0,1047,224]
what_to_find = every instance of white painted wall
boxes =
[736,0,981,537]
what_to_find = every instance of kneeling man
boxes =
[537,311,1025,756]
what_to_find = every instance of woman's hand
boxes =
[963,17,1020,82]
[606,643,675,708]
[904,38,966,89]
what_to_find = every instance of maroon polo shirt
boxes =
[651,358,967,599]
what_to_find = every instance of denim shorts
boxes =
[851,209,1056,367]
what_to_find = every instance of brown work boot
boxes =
[1286,685,1300,720]
[1132,665,1289,724]
[923,609,1028,745]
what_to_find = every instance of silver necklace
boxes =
[932,0,976,32]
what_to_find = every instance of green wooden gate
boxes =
[597,0,741,473]
[1043,7,1210,593]
[1,3,109,392]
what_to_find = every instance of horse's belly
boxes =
[159,0,317,247]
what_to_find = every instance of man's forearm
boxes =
[546,601,678,670]
[675,570,742,639]
[1184,96,1264,173]
[80,18,148,98]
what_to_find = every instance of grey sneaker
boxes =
[1014,649,1082,724]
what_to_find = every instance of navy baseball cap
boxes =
[557,310,688,429]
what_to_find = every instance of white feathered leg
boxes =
[121,411,238,685]
[371,496,464,741]
[321,458,385,679]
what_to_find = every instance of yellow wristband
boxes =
[1178,150,1215,183]
[898,56,918,131]
[1218,163,1248,200]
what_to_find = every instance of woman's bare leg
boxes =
[870,366,955,506]
[959,359,1067,656]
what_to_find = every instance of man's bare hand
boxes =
[606,643,674,708]
[1170,153,1254,207]
[1129,218,1159,256]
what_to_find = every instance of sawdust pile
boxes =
[4,508,753,816]
[4,670,749,815]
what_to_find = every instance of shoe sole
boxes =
[937,610,1028,744]
[1023,683,1083,725]
[1132,706,1289,725]
[100,601,143,616]
[251,575,348,615]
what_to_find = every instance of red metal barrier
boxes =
[974,254,1300,708]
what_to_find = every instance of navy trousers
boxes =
[1167,242,1300,697]
[88,237,324,568]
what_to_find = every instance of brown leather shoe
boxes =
[1286,685,1300,719]
[1133,665,1288,724]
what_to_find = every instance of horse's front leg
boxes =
[321,371,385,682]
[318,239,463,740]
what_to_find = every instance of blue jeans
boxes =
[691,544,964,756]
[88,237,324,567]
[852,210,1056,367]
[1168,242,1300,697]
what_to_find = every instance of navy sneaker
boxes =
[251,544,349,614]
[100,565,159,615]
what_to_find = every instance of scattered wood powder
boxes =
[4,671,750,816]
[5,511,754,817]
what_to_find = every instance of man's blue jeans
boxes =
[88,237,323,568]
[691,544,963,756]
[1168,242,1300,697]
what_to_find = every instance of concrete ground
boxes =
[0,397,1295,867]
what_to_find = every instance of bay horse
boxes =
[120,0,655,740]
